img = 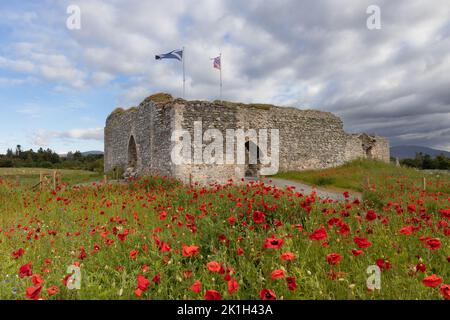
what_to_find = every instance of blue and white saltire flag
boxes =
[155,49,183,61]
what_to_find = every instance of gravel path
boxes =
[261,177,362,201]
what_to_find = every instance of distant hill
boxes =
[59,151,104,157]
[390,145,450,159]
[81,151,104,156]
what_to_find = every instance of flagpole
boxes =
[182,46,185,99]
[219,53,222,101]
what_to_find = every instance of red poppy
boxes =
[263,236,283,249]
[424,238,441,250]
[78,247,87,260]
[129,250,138,260]
[351,249,364,256]
[228,216,236,225]
[159,210,168,220]
[204,290,221,300]
[182,245,200,257]
[19,262,32,278]
[326,253,343,265]
[46,285,59,297]
[183,270,192,278]
[32,274,44,286]
[227,278,239,294]
[440,284,450,300]
[399,226,414,235]
[280,252,296,261]
[152,272,161,284]
[422,274,443,288]
[353,236,372,249]
[338,223,351,235]
[191,280,201,293]
[117,229,129,241]
[12,248,24,259]
[136,274,150,294]
[259,288,276,300]
[440,208,450,219]
[366,210,377,221]
[309,227,327,241]
[286,277,297,291]
[207,261,221,273]
[26,285,42,300]
[252,211,265,224]
[62,274,71,287]
[376,258,392,271]
[416,263,426,273]
[271,269,285,280]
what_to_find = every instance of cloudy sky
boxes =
[0,0,449,154]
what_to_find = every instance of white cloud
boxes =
[32,128,104,147]
[1,0,450,150]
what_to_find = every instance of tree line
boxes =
[398,152,450,170]
[0,145,104,172]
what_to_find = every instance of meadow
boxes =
[0,160,448,300]
[274,159,450,193]
[0,168,102,186]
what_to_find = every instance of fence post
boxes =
[53,170,57,191]
[16,175,20,186]
[104,175,107,185]
[364,176,370,190]
[422,177,426,191]
[39,172,43,191]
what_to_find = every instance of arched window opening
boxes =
[128,135,138,168]
[244,141,262,179]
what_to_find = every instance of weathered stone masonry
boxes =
[104,94,390,184]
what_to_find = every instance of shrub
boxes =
[362,190,384,210]
[0,159,13,167]
[131,176,182,191]
[314,176,335,186]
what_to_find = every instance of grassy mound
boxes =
[273,159,450,193]
[147,92,174,104]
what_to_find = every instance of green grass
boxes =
[0,165,449,300]
[0,167,103,187]
[0,173,448,300]
[273,159,450,193]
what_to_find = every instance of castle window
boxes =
[128,135,138,168]
[245,141,262,178]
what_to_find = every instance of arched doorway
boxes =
[128,135,138,168]
[365,146,373,159]
[244,141,262,178]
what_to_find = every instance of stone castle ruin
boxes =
[104,93,389,184]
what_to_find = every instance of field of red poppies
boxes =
[0,167,449,300]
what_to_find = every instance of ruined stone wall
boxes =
[343,133,390,163]
[344,134,366,161]
[170,101,354,184]
[104,94,390,184]
[172,101,241,185]
[104,109,137,172]
[369,135,390,162]
[104,99,176,178]
[236,106,349,171]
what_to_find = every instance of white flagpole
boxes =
[219,53,222,101]
[182,46,185,99]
